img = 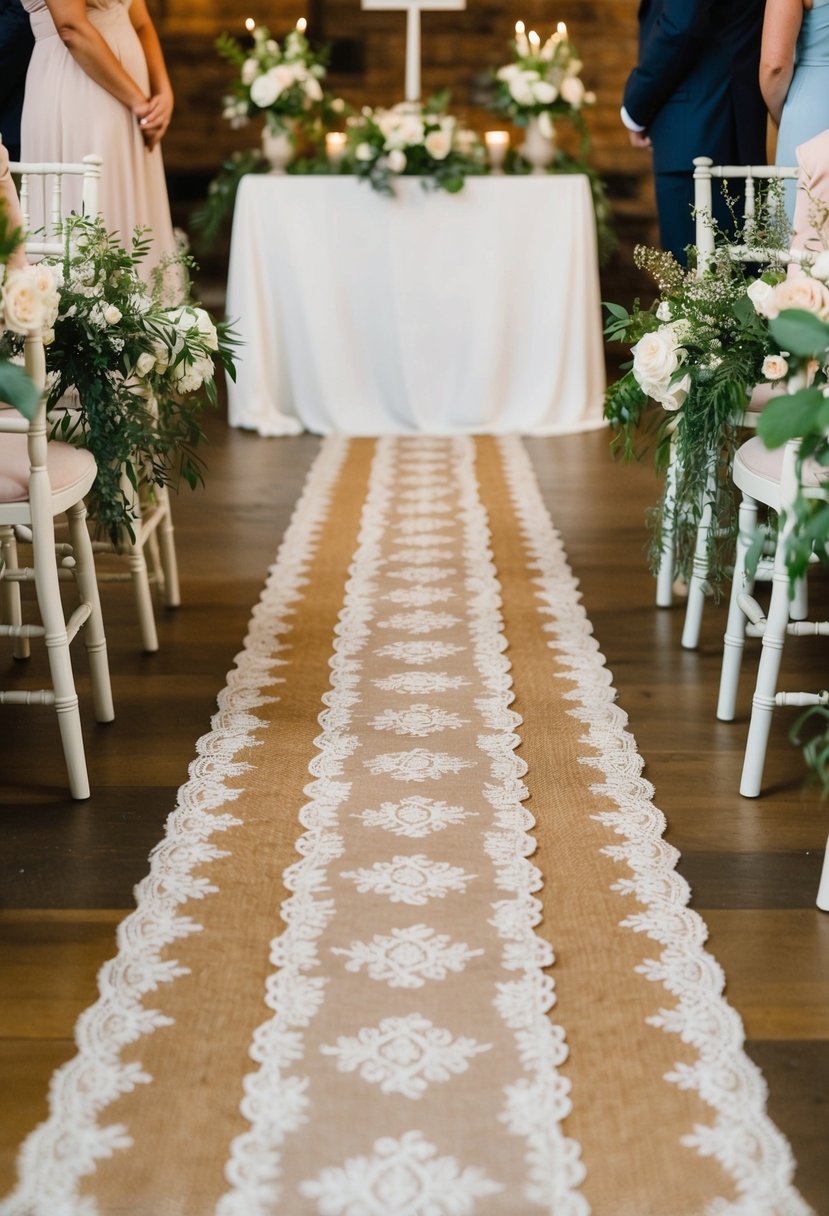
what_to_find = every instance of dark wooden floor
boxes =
[1,407,827,1209]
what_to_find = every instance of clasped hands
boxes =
[132,90,174,151]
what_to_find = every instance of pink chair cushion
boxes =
[746,382,786,414]
[0,434,96,503]
[736,435,824,488]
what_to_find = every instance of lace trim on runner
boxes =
[456,437,588,1213]
[0,437,351,1216]
[217,435,397,1214]
[497,434,811,1216]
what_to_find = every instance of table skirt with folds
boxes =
[226,175,606,436]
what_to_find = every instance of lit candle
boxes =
[556,20,568,37]
[326,131,347,168]
[484,130,509,174]
[514,19,529,56]
[528,29,541,55]
[244,16,255,31]
[296,16,307,32]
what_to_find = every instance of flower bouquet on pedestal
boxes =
[344,95,485,196]
[217,20,329,169]
[489,21,595,171]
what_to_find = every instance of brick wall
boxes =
[154,0,656,301]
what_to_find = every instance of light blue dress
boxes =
[777,0,829,221]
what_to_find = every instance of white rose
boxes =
[497,64,521,82]
[509,71,537,106]
[331,97,346,113]
[272,64,296,95]
[656,300,671,321]
[424,129,452,160]
[192,307,219,351]
[631,325,683,397]
[533,79,557,105]
[42,327,55,347]
[304,75,323,102]
[2,275,47,333]
[455,128,478,155]
[387,148,407,173]
[747,277,776,316]
[762,354,789,381]
[811,250,829,283]
[355,142,375,162]
[769,275,829,320]
[136,351,156,377]
[560,76,585,107]
[249,70,281,109]
[655,372,691,412]
[241,58,258,85]
[103,303,122,326]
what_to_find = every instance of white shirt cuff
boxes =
[620,105,646,133]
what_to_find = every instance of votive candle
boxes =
[485,130,509,174]
[326,131,347,168]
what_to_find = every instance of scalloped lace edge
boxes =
[0,437,351,1216]
[497,435,812,1216]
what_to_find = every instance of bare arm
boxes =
[129,0,173,149]
[44,0,148,115]
[760,0,803,126]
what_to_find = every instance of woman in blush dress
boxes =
[761,0,829,221]
[19,0,177,280]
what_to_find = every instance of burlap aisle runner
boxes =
[1,437,811,1216]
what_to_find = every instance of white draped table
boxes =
[226,174,606,436]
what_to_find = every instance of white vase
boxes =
[261,124,294,175]
[520,115,556,175]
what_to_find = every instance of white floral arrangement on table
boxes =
[489,20,595,142]
[345,97,485,196]
[0,217,238,544]
[217,20,328,136]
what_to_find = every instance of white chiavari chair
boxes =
[656,157,803,650]
[0,329,113,800]
[10,155,181,652]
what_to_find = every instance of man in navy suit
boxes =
[0,0,33,163]
[622,0,767,264]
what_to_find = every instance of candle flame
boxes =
[556,20,567,36]
[244,16,255,31]
[528,29,540,48]
[515,19,525,34]
[296,16,307,31]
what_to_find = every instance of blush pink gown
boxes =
[20,0,177,282]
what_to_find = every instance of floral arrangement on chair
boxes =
[217,20,329,138]
[489,22,595,151]
[0,206,55,418]
[603,183,803,586]
[345,96,485,195]
[0,218,238,543]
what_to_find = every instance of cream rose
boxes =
[655,372,691,412]
[762,354,789,382]
[560,76,585,107]
[135,351,156,377]
[241,58,258,86]
[424,129,452,160]
[355,142,374,162]
[747,278,776,316]
[533,80,558,105]
[767,275,829,320]
[631,325,684,398]
[2,270,48,334]
[387,148,407,174]
[811,250,829,283]
[103,303,122,326]
[249,70,281,109]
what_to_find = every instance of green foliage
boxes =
[770,308,829,359]
[37,217,239,545]
[790,704,829,796]
[190,149,270,252]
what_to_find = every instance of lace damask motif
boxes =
[320,1014,491,1099]
[369,705,468,738]
[451,436,588,1215]
[364,748,475,781]
[497,435,812,1216]
[353,795,476,838]
[0,439,353,1216]
[387,566,456,584]
[383,586,456,607]
[374,641,465,666]
[372,672,470,695]
[331,924,484,989]
[341,854,476,905]
[299,1131,503,1216]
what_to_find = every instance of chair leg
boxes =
[681,467,717,650]
[717,491,758,721]
[67,501,114,724]
[154,484,181,608]
[655,444,677,608]
[740,562,790,798]
[122,471,158,653]
[817,835,829,912]
[33,515,89,800]
[0,524,29,660]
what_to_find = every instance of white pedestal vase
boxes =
[520,115,556,175]
[262,123,295,174]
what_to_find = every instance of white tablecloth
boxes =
[226,175,606,436]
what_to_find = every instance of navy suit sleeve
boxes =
[0,3,35,112]
[623,0,713,129]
